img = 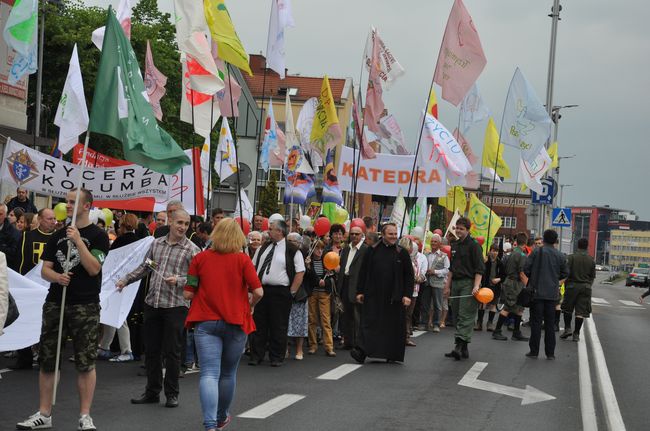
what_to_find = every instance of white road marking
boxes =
[411,330,426,338]
[619,300,642,307]
[238,394,306,419]
[591,297,609,304]
[317,364,363,380]
[585,319,626,430]
[621,306,643,310]
[0,368,11,375]
[578,327,598,431]
[458,362,556,405]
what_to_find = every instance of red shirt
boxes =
[184,251,262,334]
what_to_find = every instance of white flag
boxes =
[445,209,462,240]
[390,189,409,235]
[266,0,294,79]
[285,92,314,175]
[92,0,134,50]
[200,136,211,199]
[501,68,552,163]
[180,56,221,138]
[296,97,322,167]
[459,83,490,134]
[233,189,254,221]
[419,113,472,179]
[215,118,238,182]
[518,147,552,194]
[363,26,405,88]
[53,45,89,155]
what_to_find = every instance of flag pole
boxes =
[52,131,91,405]
[206,95,216,217]
[226,64,244,231]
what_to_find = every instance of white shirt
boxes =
[253,238,306,287]
[344,240,363,275]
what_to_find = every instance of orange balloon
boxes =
[474,287,494,304]
[323,251,340,270]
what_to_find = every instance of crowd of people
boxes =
[0,186,599,431]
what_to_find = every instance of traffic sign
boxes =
[531,178,556,205]
[552,207,572,227]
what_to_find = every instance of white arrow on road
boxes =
[458,362,556,405]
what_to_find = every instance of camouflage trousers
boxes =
[39,302,100,372]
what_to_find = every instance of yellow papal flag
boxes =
[204,0,253,76]
[439,186,467,213]
[482,117,511,179]
[468,193,502,254]
[310,76,342,158]
[548,141,559,168]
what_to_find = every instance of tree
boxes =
[430,201,447,231]
[258,171,280,216]
[30,0,196,158]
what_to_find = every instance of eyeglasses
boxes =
[349,232,361,236]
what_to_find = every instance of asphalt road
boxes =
[0,272,646,431]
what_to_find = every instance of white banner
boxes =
[0,237,154,351]
[0,138,170,201]
[337,146,446,198]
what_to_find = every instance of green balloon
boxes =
[54,203,67,221]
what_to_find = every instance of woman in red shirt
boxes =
[184,218,263,431]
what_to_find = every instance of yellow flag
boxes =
[427,87,438,118]
[482,117,511,179]
[310,76,342,157]
[548,141,559,168]
[439,186,467,213]
[204,0,253,76]
[468,193,502,254]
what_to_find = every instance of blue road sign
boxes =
[552,207,572,227]
[531,178,556,205]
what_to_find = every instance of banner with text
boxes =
[337,146,446,198]
[1,138,170,201]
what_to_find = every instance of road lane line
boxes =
[578,329,598,431]
[618,300,641,307]
[585,319,626,430]
[317,364,363,380]
[238,394,306,419]
[411,330,426,338]
[591,297,609,304]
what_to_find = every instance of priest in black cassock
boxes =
[351,223,414,363]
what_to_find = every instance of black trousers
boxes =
[251,285,292,363]
[529,299,557,356]
[340,277,360,347]
[143,305,187,397]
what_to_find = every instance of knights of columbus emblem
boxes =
[7,149,39,186]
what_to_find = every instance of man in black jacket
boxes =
[337,225,368,350]
[0,203,21,271]
[7,187,38,214]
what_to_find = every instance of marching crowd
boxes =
[0,186,600,431]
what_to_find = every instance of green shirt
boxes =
[566,250,596,285]
[505,247,527,281]
[450,235,485,280]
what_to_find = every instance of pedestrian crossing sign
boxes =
[552,208,572,227]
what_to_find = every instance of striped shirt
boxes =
[124,235,200,309]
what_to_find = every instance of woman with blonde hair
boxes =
[184,218,263,431]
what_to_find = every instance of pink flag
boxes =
[364,31,384,134]
[144,41,167,121]
[453,128,477,165]
[214,53,242,117]
[433,0,487,106]
[353,96,376,159]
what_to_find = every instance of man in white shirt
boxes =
[250,220,305,367]
[423,234,450,332]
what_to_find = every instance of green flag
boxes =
[89,7,189,174]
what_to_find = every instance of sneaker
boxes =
[432,325,440,333]
[78,414,96,431]
[96,348,113,360]
[216,415,232,430]
[486,322,495,332]
[109,352,134,362]
[560,329,573,339]
[572,333,580,342]
[16,411,52,429]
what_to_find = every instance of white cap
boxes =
[503,242,512,251]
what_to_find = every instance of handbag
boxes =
[327,275,345,314]
[4,292,19,329]
[292,284,309,303]
[517,248,543,308]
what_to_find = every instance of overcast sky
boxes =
[95,0,650,219]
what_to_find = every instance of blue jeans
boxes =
[194,321,247,431]
[185,329,196,366]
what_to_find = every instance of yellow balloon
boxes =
[101,208,114,226]
[54,203,67,221]
[333,206,348,225]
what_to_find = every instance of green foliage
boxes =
[429,202,447,231]
[258,170,279,216]
[31,0,197,158]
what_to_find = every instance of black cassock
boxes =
[357,241,414,362]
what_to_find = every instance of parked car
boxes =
[596,265,611,272]
[625,267,650,287]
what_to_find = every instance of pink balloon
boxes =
[433,229,443,236]
[442,245,452,258]
[261,218,269,232]
[234,217,251,235]
[350,218,366,233]
[476,236,485,246]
